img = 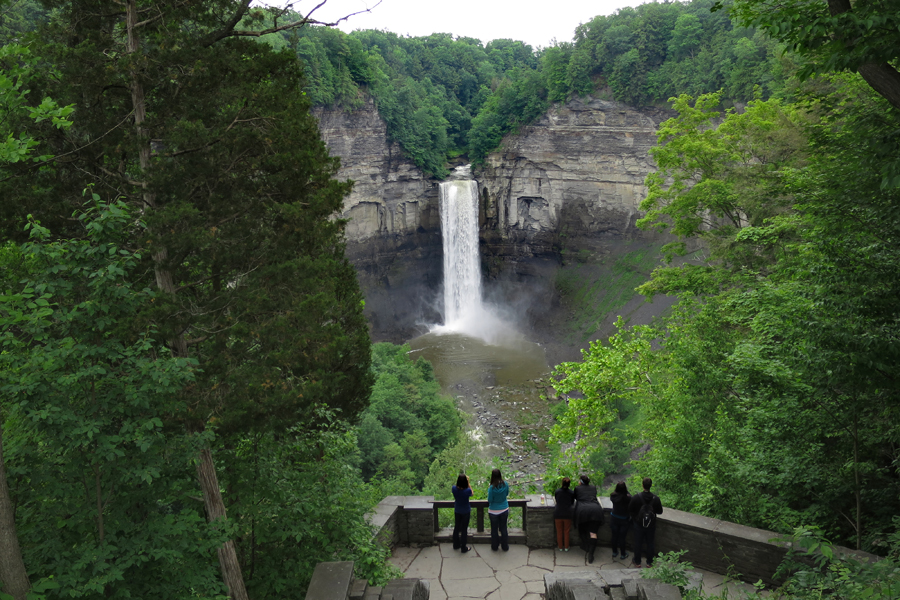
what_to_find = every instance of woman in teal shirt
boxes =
[487,468,510,551]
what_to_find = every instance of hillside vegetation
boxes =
[259,0,787,176]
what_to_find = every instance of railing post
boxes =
[433,505,439,533]
[476,506,485,532]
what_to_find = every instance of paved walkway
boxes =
[390,543,764,600]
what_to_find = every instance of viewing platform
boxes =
[307,495,874,599]
[389,541,758,599]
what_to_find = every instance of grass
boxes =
[555,244,663,343]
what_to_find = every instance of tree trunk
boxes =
[0,424,31,600]
[196,448,249,600]
[124,2,246,597]
[852,416,861,550]
[857,63,900,113]
[826,0,900,112]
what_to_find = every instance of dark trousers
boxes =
[452,512,470,549]
[632,523,657,566]
[610,516,629,554]
[489,510,509,550]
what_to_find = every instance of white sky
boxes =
[302,0,647,49]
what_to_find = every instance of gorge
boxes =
[314,93,679,480]
[314,93,678,364]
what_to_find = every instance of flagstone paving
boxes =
[390,543,766,600]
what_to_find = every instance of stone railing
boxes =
[430,499,529,534]
[367,495,875,587]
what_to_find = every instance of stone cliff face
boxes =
[313,98,443,339]
[478,96,670,263]
[314,94,672,342]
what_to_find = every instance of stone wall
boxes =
[367,496,877,587]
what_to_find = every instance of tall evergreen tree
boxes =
[3,1,373,596]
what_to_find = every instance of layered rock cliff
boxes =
[314,94,674,345]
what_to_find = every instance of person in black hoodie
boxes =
[609,481,631,560]
[573,475,605,563]
[553,477,575,551]
[628,477,663,567]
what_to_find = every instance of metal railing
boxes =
[430,499,530,533]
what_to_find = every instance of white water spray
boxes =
[434,166,521,345]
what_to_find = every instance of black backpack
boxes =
[638,493,657,529]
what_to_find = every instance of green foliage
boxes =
[549,317,657,475]
[643,550,694,590]
[224,424,401,596]
[357,343,463,489]
[774,527,900,599]
[262,0,794,168]
[0,44,73,165]
[555,76,900,553]
[555,245,662,342]
[1,201,227,598]
[639,91,803,267]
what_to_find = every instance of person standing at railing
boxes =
[609,481,632,561]
[452,473,473,553]
[574,475,605,563]
[628,477,663,568]
[487,468,510,551]
[553,477,575,552]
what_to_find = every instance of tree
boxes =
[3,2,374,596]
[1,201,229,598]
[632,83,900,548]
[722,0,900,111]
[0,34,73,600]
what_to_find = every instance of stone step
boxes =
[434,527,527,545]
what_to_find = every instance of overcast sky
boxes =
[298,0,647,49]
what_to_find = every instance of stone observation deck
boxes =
[306,495,872,599]
[388,542,755,600]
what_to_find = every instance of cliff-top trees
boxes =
[2,0,373,597]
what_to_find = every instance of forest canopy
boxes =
[255,0,789,175]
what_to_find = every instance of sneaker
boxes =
[631,562,642,569]
[620,552,629,560]
[563,548,569,552]
[612,551,619,559]
[461,546,471,553]
[558,548,564,552]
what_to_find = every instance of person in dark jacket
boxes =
[609,481,631,560]
[553,477,575,551]
[628,477,663,567]
[451,473,473,552]
[573,475,604,563]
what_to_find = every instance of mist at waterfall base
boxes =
[408,169,549,390]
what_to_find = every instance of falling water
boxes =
[440,175,483,328]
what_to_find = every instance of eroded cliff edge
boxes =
[314,95,675,352]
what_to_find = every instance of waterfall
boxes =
[439,174,483,329]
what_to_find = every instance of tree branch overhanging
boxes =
[203,0,382,46]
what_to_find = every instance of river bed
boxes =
[408,329,557,488]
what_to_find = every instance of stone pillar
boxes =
[403,496,435,545]
[367,496,404,548]
[525,493,556,548]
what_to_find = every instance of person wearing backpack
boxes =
[628,477,663,568]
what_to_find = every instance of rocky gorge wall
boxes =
[313,95,674,344]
